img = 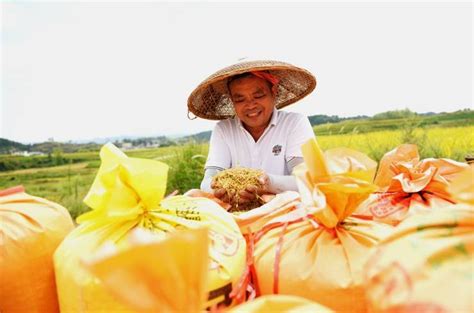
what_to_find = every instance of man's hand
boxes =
[211,172,271,206]
[236,173,270,204]
[211,179,233,204]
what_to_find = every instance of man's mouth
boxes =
[246,110,262,118]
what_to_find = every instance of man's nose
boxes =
[244,102,257,111]
[246,98,258,107]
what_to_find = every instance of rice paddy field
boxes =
[1,125,473,219]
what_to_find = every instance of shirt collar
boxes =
[269,107,279,126]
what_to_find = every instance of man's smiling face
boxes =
[229,75,276,133]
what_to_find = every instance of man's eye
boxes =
[234,98,245,103]
[255,94,265,99]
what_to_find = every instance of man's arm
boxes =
[200,123,230,192]
[266,157,304,193]
[200,166,223,192]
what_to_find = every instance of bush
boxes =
[165,143,206,194]
[399,115,427,148]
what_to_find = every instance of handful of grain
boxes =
[212,167,265,212]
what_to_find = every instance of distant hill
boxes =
[0,139,101,155]
[0,138,29,154]
[313,108,474,136]
[308,114,369,126]
[179,130,213,143]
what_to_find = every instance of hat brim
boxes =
[187,60,317,120]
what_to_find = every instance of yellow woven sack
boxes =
[253,138,393,312]
[54,143,246,312]
[0,186,74,313]
[364,165,474,312]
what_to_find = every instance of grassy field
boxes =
[1,125,473,220]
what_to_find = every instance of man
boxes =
[187,60,317,206]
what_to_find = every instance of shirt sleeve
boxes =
[205,123,231,170]
[200,167,222,192]
[285,114,315,161]
[267,174,298,193]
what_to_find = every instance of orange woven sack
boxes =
[186,189,302,304]
[356,144,469,225]
[227,295,333,313]
[252,139,393,312]
[363,165,474,313]
[0,186,74,313]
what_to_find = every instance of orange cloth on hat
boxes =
[251,71,280,86]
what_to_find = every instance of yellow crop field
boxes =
[316,126,474,162]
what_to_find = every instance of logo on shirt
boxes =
[272,144,282,156]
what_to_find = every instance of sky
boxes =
[1,1,472,143]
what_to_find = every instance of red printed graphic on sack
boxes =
[369,192,412,218]
[209,229,240,257]
[377,261,413,308]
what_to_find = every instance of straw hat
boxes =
[187,60,317,120]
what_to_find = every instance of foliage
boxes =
[372,108,417,120]
[166,143,207,194]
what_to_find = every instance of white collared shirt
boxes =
[205,108,315,175]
